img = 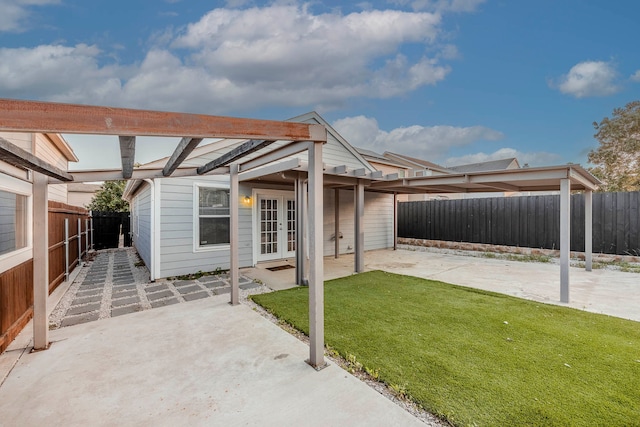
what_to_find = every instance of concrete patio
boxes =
[1,247,637,426]
[245,247,640,322]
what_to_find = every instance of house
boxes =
[67,182,102,209]
[0,131,82,353]
[123,112,396,280]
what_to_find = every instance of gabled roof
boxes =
[448,157,520,173]
[287,112,376,172]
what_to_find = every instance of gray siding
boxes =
[322,188,394,256]
[158,176,254,278]
[132,183,152,269]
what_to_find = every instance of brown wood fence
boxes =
[0,201,89,353]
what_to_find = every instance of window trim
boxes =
[193,182,231,253]
[0,173,32,272]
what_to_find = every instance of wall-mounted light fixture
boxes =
[242,195,252,207]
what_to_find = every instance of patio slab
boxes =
[0,295,425,426]
[243,248,640,323]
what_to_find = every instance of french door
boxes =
[257,194,296,262]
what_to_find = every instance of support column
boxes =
[295,176,305,285]
[334,188,340,258]
[230,163,240,306]
[354,180,364,273]
[393,192,398,251]
[308,140,325,369]
[33,172,49,350]
[560,178,570,303]
[585,190,593,272]
[77,218,82,261]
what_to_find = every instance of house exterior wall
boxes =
[323,188,394,256]
[34,134,68,203]
[131,182,152,271]
[157,176,254,278]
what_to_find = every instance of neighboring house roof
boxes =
[447,158,520,173]
[356,147,411,169]
[383,152,451,174]
[67,183,102,193]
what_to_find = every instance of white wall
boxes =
[131,182,152,270]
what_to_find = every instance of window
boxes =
[0,189,28,256]
[197,186,230,247]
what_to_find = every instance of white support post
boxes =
[64,218,69,282]
[77,218,82,262]
[393,192,398,251]
[32,172,49,350]
[230,163,240,306]
[585,190,593,272]
[90,217,94,250]
[354,180,365,273]
[334,188,339,259]
[295,176,305,285]
[307,140,325,369]
[560,178,570,303]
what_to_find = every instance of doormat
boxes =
[266,264,295,272]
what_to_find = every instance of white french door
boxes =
[257,193,296,262]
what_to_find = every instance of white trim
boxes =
[192,181,231,253]
[153,179,162,280]
[0,173,33,272]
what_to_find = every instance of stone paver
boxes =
[173,280,196,287]
[111,305,142,317]
[60,312,100,327]
[111,296,140,308]
[183,292,209,301]
[67,303,101,316]
[176,285,201,295]
[150,298,180,308]
[72,294,103,305]
[146,284,168,293]
[52,248,261,328]
[146,290,174,301]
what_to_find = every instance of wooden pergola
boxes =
[0,98,329,368]
[0,98,600,370]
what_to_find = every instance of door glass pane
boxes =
[260,198,278,255]
[287,199,296,252]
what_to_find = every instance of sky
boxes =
[1,0,639,170]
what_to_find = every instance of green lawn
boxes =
[251,271,640,427]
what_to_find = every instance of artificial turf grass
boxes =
[250,270,640,427]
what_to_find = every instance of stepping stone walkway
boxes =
[50,249,264,329]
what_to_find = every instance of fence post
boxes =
[78,218,82,264]
[64,218,69,282]
[90,217,94,250]
[85,218,89,255]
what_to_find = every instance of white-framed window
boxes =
[194,183,230,250]
[0,173,32,271]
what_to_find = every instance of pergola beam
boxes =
[62,166,230,183]
[198,139,276,175]
[239,140,310,172]
[119,136,136,179]
[162,137,203,176]
[0,99,327,141]
[0,137,74,181]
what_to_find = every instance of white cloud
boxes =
[0,4,456,113]
[333,115,503,161]
[0,0,60,32]
[554,61,620,98]
[445,148,562,167]
[631,70,640,82]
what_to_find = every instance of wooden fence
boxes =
[0,201,89,353]
[398,191,640,256]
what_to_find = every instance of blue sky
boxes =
[1,0,638,170]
